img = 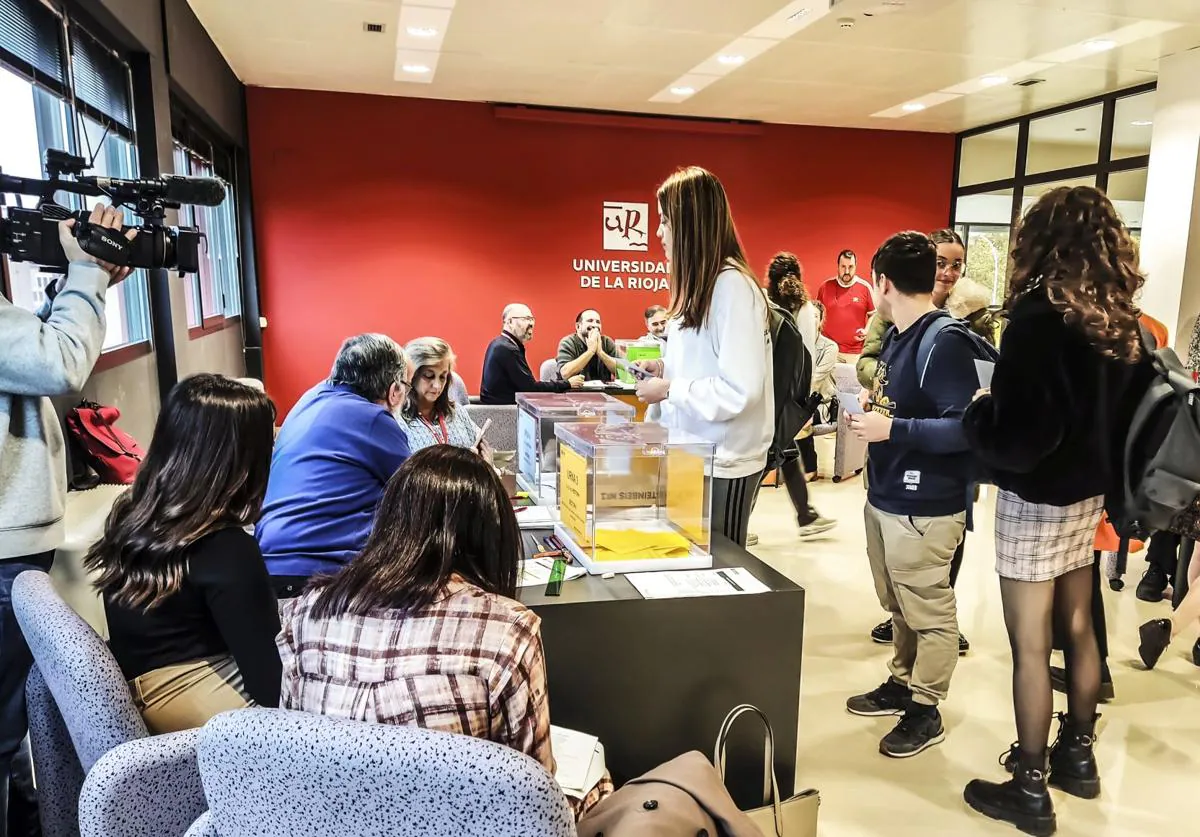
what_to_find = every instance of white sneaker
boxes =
[798,518,837,539]
[746,533,760,546]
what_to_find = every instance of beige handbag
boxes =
[714,705,820,837]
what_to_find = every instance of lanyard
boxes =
[421,414,450,445]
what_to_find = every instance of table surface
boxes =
[518,531,801,604]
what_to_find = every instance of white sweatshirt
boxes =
[661,266,774,480]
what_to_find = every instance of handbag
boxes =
[65,400,145,484]
[714,705,820,837]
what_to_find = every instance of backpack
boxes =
[915,314,1000,387]
[766,299,815,457]
[65,400,145,484]
[1111,333,1200,541]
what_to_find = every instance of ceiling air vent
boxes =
[1014,78,1045,87]
[363,22,386,33]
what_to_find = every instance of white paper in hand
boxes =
[838,391,865,416]
[974,359,995,388]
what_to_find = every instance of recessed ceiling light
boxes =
[901,102,926,112]
[787,8,811,21]
[980,75,1008,86]
[1131,119,1153,126]
[1074,127,1087,132]
[401,63,431,75]
[717,54,746,66]
[670,85,696,96]
[1084,39,1116,52]
[406,25,438,38]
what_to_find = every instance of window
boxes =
[1025,104,1103,176]
[958,124,1019,187]
[173,141,241,330]
[1112,91,1155,161]
[0,0,150,353]
[1106,168,1147,235]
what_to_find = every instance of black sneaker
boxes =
[958,634,970,655]
[1192,638,1200,668]
[1136,565,1169,602]
[880,706,945,758]
[846,679,911,716]
[1050,665,1115,703]
[870,620,893,644]
[1138,619,1172,669]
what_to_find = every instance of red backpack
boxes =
[66,401,145,484]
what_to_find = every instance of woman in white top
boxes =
[401,337,491,458]
[634,166,773,547]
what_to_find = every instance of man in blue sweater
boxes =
[257,334,412,597]
[843,232,981,758]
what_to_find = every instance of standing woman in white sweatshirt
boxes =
[635,166,774,547]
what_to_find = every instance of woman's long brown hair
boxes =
[84,374,276,610]
[657,166,755,329]
[1007,185,1144,362]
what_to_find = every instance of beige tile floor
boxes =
[748,476,1198,836]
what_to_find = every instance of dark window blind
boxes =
[70,24,131,129]
[0,0,67,90]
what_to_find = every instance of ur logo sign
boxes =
[602,201,649,251]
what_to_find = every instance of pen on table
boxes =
[717,570,743,592]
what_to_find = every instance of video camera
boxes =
[1,149,226,275]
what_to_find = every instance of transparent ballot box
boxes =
[553,421,714,574]
[516,392,635,500]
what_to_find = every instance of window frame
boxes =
[950,82,1155,299]
[0,0,150,359]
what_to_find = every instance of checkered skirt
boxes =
[994,490,1105,582]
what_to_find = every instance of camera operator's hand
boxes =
[58,204,138,287]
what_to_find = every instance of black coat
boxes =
[963,283,1154,507]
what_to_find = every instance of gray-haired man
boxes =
[256,334,412,597]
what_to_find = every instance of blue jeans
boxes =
[0,554,54,801]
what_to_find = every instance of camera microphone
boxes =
[77,174,227,207]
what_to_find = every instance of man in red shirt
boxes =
[817,249,876,362]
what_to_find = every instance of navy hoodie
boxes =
[865,310,980,517]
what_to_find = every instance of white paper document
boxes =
[974,359,996,388]
[517,558,587,588]
[551,726,606,799]
[515,505,559,529]
[837,391,865,416]
[625,567,770,600]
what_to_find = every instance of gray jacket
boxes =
[1,263,109,559]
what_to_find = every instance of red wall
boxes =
[247,88,954,415]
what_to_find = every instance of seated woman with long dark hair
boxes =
[278,445,610,817]
[85,374,282,734]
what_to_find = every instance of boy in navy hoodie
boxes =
[843,231,982,758]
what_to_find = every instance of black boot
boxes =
[965,750,1056,837]
[1047,713,1101,799]
[1193,638,1200,668]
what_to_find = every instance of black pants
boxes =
[269,575,311,600]
[779,452,819,528]
[798,436,818,475]
[1146,531,1181,584]
[713,472,763,548]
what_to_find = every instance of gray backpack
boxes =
[1114,334,1200,540]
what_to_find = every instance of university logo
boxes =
[602,201,649,251]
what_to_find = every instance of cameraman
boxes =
[0,204,135,832]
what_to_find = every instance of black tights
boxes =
[1000,564,1100,758]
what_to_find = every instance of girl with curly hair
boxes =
[961,186,1155,835]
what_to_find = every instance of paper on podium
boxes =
[518,558,586,588]
[626,567,770,599]
[551,726,606,799]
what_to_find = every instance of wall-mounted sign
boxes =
[576,201,670,291]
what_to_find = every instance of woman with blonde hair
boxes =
[400,337,489,458]
[634,166,773,546]
[962,186,1154,835]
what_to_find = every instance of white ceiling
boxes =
[187,0,1200,133]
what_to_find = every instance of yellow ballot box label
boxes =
[558,442,589,544]
[666,449,708,546]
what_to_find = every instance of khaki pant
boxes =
[130,654,251,734]
[864,503,965,706]
[837,352,861,365]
